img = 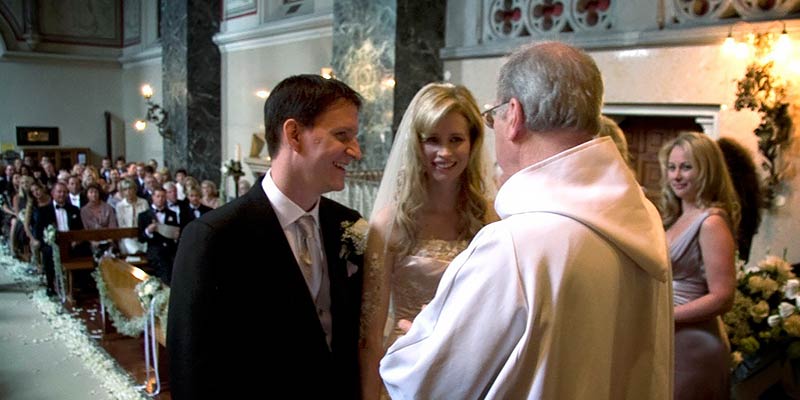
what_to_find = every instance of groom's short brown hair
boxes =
[263,74,362,158]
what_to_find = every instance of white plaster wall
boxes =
[121,61,163,165]
[445,42,800,264]
[0,60,122,165]
[220,35,333,195]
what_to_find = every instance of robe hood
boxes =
[494,137,669,282]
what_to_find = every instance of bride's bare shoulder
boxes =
[369,205,396,234]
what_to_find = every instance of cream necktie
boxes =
[296,215,320,297]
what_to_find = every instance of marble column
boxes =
[161,0,221,183]
[332,0,445,171]
[393,1,445,134]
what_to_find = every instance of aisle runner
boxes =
[0,250,148,400]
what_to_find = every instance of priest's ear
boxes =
[506,98,527,142]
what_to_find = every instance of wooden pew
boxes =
[97,256,166,346]
[55,227,141,300]
[98,256,167,394]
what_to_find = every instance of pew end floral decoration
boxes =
[43,224,66,301]
[723,253,800,380]
[135,276,170,329]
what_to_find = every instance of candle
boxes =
[141,84,154,99]
[235,144,242,162]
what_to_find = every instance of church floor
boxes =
[0,255,170,399]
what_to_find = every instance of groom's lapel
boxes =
[319,198,344,284]
[246,182,312,294]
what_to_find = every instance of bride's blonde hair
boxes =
[392,83,488,258]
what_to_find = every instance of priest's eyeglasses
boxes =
[481,101,509,129]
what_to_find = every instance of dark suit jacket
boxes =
[33,202,88,271]
[33,202,83,241]
[167,200,194,229]
[167,179,364,399]
[136,177,147,199]
[67,192,88,209]
[179,203,212,227]
[137,208,179,284]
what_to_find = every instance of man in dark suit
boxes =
[137,187,179,285]
[163,181,191,228]
[31,182,84,296]
[179,186,211,228]
[168,75,364,399]
[135,164,153,199]
[66,175,88,208]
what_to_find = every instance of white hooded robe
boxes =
[380,138,673,399]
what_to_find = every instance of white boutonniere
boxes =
[44,224,56,244]
[340,218,368,260]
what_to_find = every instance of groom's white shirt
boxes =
[262,168,323,270]
[380,138,673,399]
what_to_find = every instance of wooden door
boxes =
[618,116,702,205]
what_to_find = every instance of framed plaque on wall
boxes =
[16,126,59,146]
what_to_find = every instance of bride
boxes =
[359,82,498,399]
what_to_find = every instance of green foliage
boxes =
[733,58,793,207]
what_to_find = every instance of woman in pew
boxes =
[2,172,20,251]
[30,181,52,208]
[105,169,123,209]
[27,181,52,268]
[81,183,118,230]
[10,175,34,258]
[200,179,223,209]
[114,178,148,255]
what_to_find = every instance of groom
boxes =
[168,75,365,399]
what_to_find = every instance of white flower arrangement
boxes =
[92,269,146,337]
[340,218,368,260]
[43,224,66,301]
[135,276,170,332]
[91,273,170,338]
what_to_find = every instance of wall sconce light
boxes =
[134,84,173,141]
[320,67,335,79]
[722,21,795,64]
[255,89,270,99]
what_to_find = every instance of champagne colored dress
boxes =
[386,238,468,346]
[671,209,730,400]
